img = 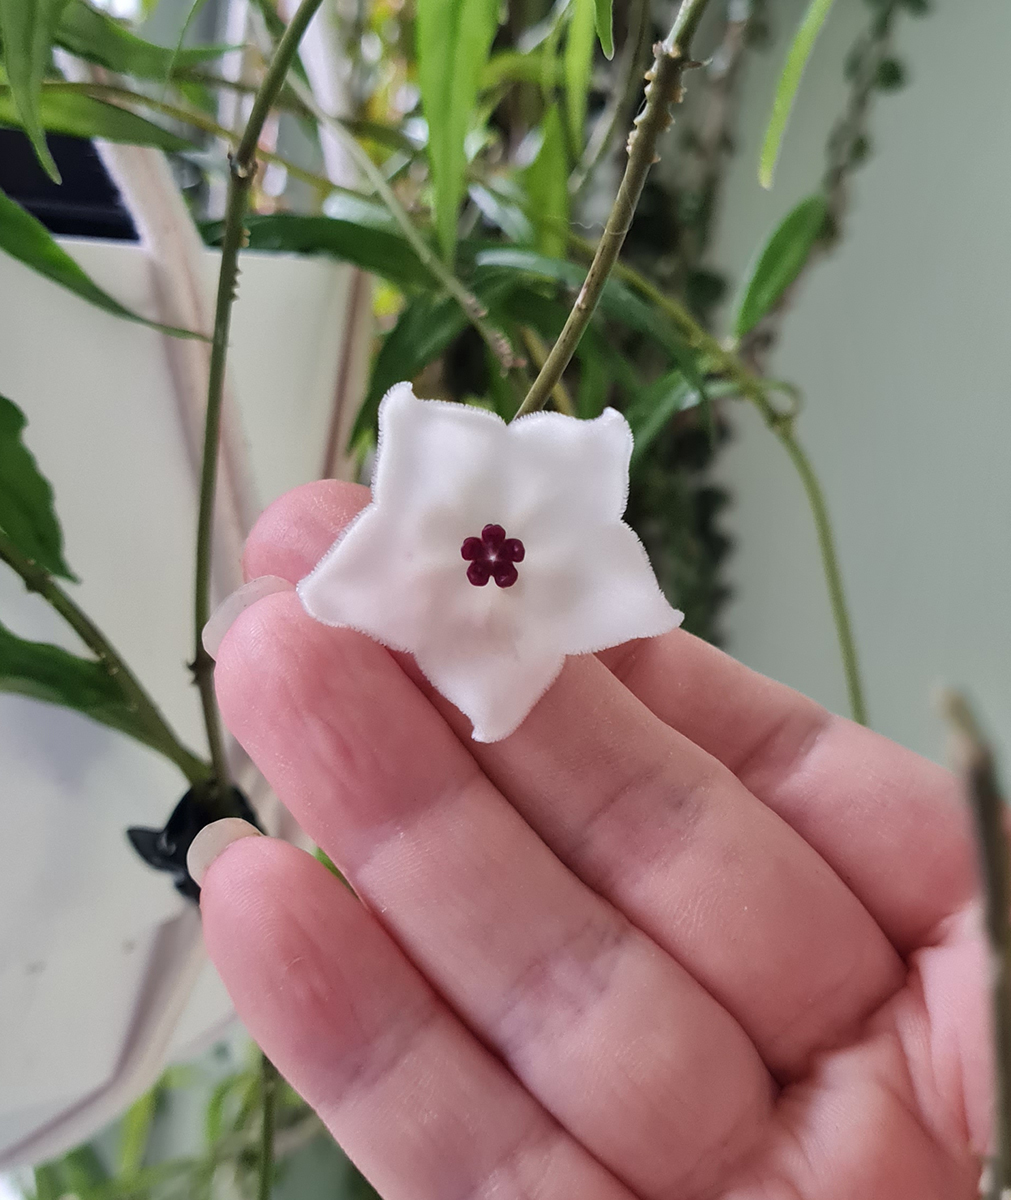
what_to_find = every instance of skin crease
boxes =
[200,479,993,1200]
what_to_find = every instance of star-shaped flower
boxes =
[297,383,683,742]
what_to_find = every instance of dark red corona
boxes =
[460,524,525,588]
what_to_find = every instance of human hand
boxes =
[198,479,988,1200]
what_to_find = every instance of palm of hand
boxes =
[201,481,988,1200]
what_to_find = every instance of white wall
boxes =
[0,241,352,1165]
[709,0,1011,760]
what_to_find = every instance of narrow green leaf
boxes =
[0,394,75,579]
[732,194,828,338]
[758,0,836,188]
[56,1145,109,1191]
[203,199,429,291]
[481,48,558,92]
[55,0,230,79]
[162,0,213,90]
[522,104,569,259]
[0,619,158,750]
[0,0,73,182]
[119,1088,158,1177]
[593,0,614,59]
[0,87,195,151]
[564,0,597,155]
[352,294,468,446]
[416,0,500,260]
[627,371,693,466]
[0,185,208,340]
[473,247,692,361]
[33,1165,62,1200]
[468,183,534,244]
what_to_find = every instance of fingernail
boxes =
[202,576,295,659]
[187,817,262,887]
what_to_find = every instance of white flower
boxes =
[297,383,683,742]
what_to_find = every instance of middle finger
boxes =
[215,593,773,1200]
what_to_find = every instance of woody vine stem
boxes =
[516,0,712,417]
[191,0,327,795]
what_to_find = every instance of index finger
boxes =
[243,480,977,952]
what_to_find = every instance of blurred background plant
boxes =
[0,0,947,1194]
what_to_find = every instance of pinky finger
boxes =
[199,837,631,1200]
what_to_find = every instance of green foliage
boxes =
[565,0,597,154]
[759,0,837,188]
[0,394,75,579]
[626,419,732,644]
[353,292,468,446]
[473,247,702,374]
[522,104,569,258]
[593,0,614,60]
[0,86,195,151]
[54,0,229,79]
[732,194,828,338]
[205,201,430,292]
[0,186,206,340]
[0,620,172,752]
[118,1087,159,1177]
[627,371,695,467]
[32,1145,108,1199]
[0,0,72,182]
[482,48,560,92]
[416,0,500,261]
[875,55,906,89]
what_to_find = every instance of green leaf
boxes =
[593,0,614,59]
[33,1165,62,1200]
[0,86,195,151]
[119,1088,158,1177]
[0,0,73,182]
[481,48,559,92]
[352,294,468,446]
[0,394,75,579]
[522,104,569,259]
[627,371,694,467]
[473,247,696,363]
[203,198,430,291]
[54,0,230,79]
[468,183,534,244]
[0,620,159,751]
[565,0,597,153]
[416,0,500,260]
[758,0,835,189]
[0,185,207,340]
[732,194,828,338]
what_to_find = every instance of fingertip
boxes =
[187,816,262,887]
[212,589,306,733]
[243,480,372,583]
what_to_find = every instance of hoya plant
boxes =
[5,0,1003,1198]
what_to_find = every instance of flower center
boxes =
[460,524,525,588]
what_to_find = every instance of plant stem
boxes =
[39,81,345,200]
[258,1055,278,1200]
[0,530,209,783]
[519,328,575,414]
[570,0,650,197]
[287,77,519,376]
[515,0,714,418]
[940,692,1011,1200]
[772,426,866,725]
[192,0,327,794]
[570,238,869,725]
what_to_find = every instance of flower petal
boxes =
[519,522,684,657]
[372,384,511,539]
[298,386,682,745]
[505,406,632,529]
[413,638,566,744]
